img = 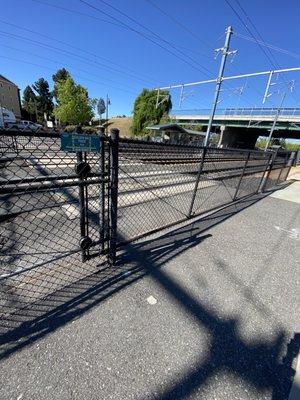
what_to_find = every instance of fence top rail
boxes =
[0,128,282,158]
[119,137,271,156]
[0,129,111,142]
[0,128,61,138]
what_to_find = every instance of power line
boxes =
[234,32,300,61]
[0,18,157,84]
[31,0,123,29]
[225,0,299,103]
[144,1,266,107]
[34,0,211,75]
[234,0,299,104]
[224,0,276,68]
[0,42,138,94]
[1,54,139,96]
[234,0,286,71]
[94,0,213,75]
[98,0,210,73]
[78,0,213,77]
[0,29,157,87]
[144,0,212,50]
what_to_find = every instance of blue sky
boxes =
[1,0,300,117]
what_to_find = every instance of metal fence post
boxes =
[233,151,250,201]
[188,147,207,218]
[261,150,276,192]
[75,125,90,262]
[99,126,106,253]
[286,151,297,177]
[274,154,286,186]
[109,128,119,265]
[257,152,273,193]
[275,151,293,185]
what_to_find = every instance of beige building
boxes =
[0,75,22,119]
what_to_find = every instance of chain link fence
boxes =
[117,139,282,243]
[0,128,295,325]
[263,150,297,191]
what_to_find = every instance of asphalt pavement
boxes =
[0,185,299,400]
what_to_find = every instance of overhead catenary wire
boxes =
[234,32,300,61]
[144,1,269,109]
[78,0,213,77]
[1,54,139,96]
[225,0,299,104]
[32,0,257,108]
[224,0,279,69]
[0,43,139,94]
[94,0,213,76]
[144,0,212,50]
[31,0,126,30]
[234,0,299,104]
[0,29,159,88]
[0,18,158,84]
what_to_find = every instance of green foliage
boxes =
[52,68,71,101]
[182,124,203,132]
[22,86,37,120]
[131,89,172,136]
[159,113,172,125]
[63,125,98,134]
[53,77,96,125]
[32,78,53,122]
[256,137,300,151]
[284,142,300,151]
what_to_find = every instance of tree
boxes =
[256,137,300,151]
[32,78,53,122]
[285,142,300,151]
[182,124,203,132]
[52,68,70,102]
[53,77,95,125]
[22,86,37,121]
[131,89,172,136]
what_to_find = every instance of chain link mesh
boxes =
[116,140,278,243]
[0,129,294,323]
[0,130,108,320]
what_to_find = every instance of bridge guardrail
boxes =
[171,107,300,118]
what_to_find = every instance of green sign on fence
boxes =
[61,133,101,152]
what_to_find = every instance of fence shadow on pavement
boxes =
[120,199,299,400]
[0,192,298,399]
[0,193,266,357]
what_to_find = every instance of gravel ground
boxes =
[0,190,299,400]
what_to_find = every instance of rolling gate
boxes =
[0,128,296,320]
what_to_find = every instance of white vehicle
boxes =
[17,120,43,131]
[0,107,16,128]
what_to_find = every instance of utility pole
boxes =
[264,91,286,151]
[204,25,233,147]
[105,94,110,133]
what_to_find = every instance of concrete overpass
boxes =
[171,108,300,148]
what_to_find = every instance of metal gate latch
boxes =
[75,161,91,177]
[80,235,93,250]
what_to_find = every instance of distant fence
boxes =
[116,138,295,243]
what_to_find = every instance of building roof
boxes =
[0,75,18,87]
[146,123,205,137]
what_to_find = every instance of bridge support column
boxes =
[217,125,226,147]
[218,126,259,149]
